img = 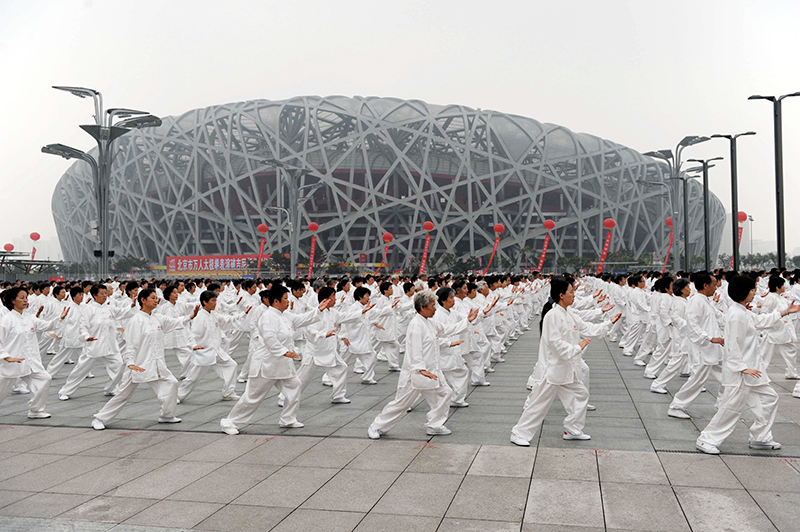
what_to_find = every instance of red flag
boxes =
[375,244,389,275]
[307,235,317,278]
[730,226,744,269]
[256,238,266,272]
[31,247,37,261]
[596,231,613,275]
[482,236,501,275]
[419,234,432,274]
[537,234,550,271]
[662,230,673,274]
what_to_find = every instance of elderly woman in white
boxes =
[758,276,800,379]
[511,277,620,447]
[368,291,478,440]
[696,275,800,454]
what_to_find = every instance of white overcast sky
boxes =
[2,0,800,254]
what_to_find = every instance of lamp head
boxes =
[748,95,776,101]
[53,86,99,99]
[114,115,162,129]
[41,143,88,160]
[679,136,710,147]
[780,92,800,100]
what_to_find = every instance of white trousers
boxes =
[60,353,124,396]
[443,365,470,403]
[346,349,377,382]
[172,346,194,379]
[512,379,589,442]
[39,332,58,356]
[652,351,688,389]
[622,322,645,356]
[221,375,301,428]
[644,336,672,378]
[633,325,657,361]
[46,346,83,378]
[763,342,800,378]
[371,379,453,433]
[697,382,779,446]
[465,351,486,384]
[670,363,722,410]
[0,372,51,412]
[296,361,348,400]
[94,370,178,424]
[375,341,401,368]
[177,358,238,401]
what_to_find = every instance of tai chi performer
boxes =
[696,275,799,454]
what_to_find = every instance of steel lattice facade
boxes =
[51,96,726,271]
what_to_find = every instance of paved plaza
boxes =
[0,330,799,530]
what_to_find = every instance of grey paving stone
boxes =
[749,490,800,532]
[124,432,225,461]
[597,450,669,484]
[524,479,603,529]
[0,455,115,492]
[0,425,49,445]
[289,437,371,468]
[721,455,800,492]
[0,453,66,483]
[107,460,223,499]
[232,466,339,508]
[167,463,279,504]
[0,492,93,519]
[45,457,170,495]
[521,525,605,532]
[0,427,85,451]
[178,433,272,463]
[371,472,463,517]
[28,429,129,455]
[439,518,521,531]
[532,448,598,482]
[232,435,322,465]
[121,499,223,529]
[446,475,528,522]
[301,469,400,512]
[345,440,424,472]
[657,452,743,489]
[602,482,689,531]
[405,442,479,475]
[0,490,34,510]
[270,508,364,531]
[194,504,292,532]
[0,516,116,531]
[468,444,537,477]
[57,496,159,523]
[675,486,778,532]
[354,513,440,532]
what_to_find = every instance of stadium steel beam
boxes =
[748,92,800,269]
[710,132,756,271]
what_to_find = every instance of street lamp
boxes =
[710,132,756,271]
[643,135,710,270]
[687,157,724,271]
[43,87,161,277]
[748,92,800,269]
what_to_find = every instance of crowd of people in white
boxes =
[1,267,798,455]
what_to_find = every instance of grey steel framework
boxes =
[52,96,726,271]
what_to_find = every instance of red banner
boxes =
[31,247,37,261]
[375,244,389,275]
[419,234,432,274]
[537,234,550,271]
[307,235,317,278]
[482,236,501,275]
[662,230,673,274]
[596,231,613,275]
[166,254,262,274]
[729,226,744,269]
[256,238,266,271]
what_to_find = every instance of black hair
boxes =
[137,288,155,306]
[654,277,672,294]
[2,287,26,310]
[90,284,107,297]
[353,286,371,302]
[318,286,335,303]
[290,280,305,292]
[673,278,691,297]
[200,291,217,306]
[52,286,65,298]
[268,285,289,305]
[162,285,177,301]
[206,283,221,293]
[124,281,139,296]
[242,279,256,291]
[380,281,392,295]
[540,276,571,334]
[403,282,414,294]
[69,286,84,300]
[466,282,477,293]
[728,275,756,303]
[693,273,714,292]
[436,286,455,306]
[769,276,785,293]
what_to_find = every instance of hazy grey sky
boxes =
[2,0,800,254]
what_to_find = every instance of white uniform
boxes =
[176,309,239,401]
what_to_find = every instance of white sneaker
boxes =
[362,379,378,385]
[237,377,247,383]
[221,425,239,435]
[388,365,401,372]
[376,354,388,362]
[367,426,381,440]
[91,418,105,430]
[622,351,632,356]
[696,441,720,454]
[786,374,800,380]
[27,411,51,419]
[650,386,668,394]
[486,368,495,373]
[749,440,782,450]
[471,381,491,387]
[563,431,591,440]
[279,421,304,428]
[450,401,469,408]
[643,373,657,379]
[354,368,365,374]
[586,404,596,411]
[331,397,351,404]
[103,391,116,396]
[426,425,452,435]
[668,408,691,419]
[158,416,182,423]
[11,387,30,395]
[58,394,70,401]
[495,357,506,363]
[65,360,76,365]
[222,393,241,401]
[701,387,707,393]
[86,373,95,378]
[277,398,285,408]
[633,360,646,367]
[510,433,530,447]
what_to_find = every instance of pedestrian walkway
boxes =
[0,330,798,530]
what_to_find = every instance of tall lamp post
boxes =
[43,86,161,278]
[643,135,710,271]
[637,179,676,271]
[687,158,723,271]
[709,132,756,271]
[748,92,800,269]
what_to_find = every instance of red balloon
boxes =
[494,223,505,234]
[423,221,434,232]
[604,218,616,230]
[738,211,747,223]
[257,223,268,234]
[3,243,13,252]
[308,222,319,232]
[666,217,673,228]
[382,232,393,243]
[543,219,555,231]
[30,232,41,241]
